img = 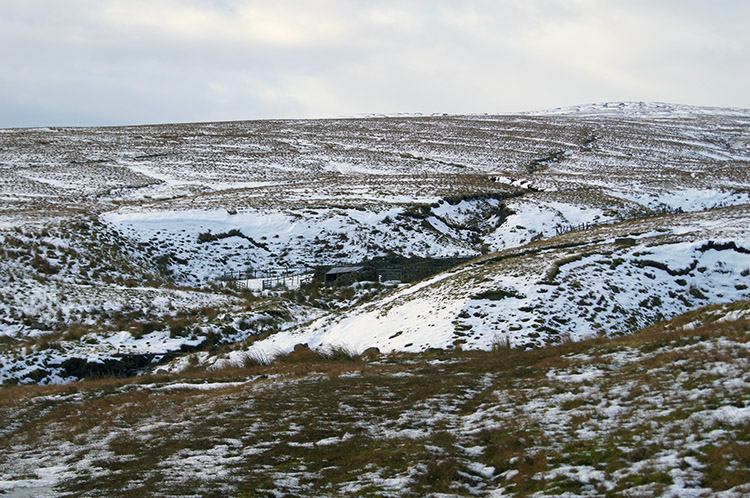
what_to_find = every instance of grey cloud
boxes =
[1,0,748,127]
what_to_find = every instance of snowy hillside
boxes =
[222,205,750,365]
[2,304,750,497]
[1,102,749,384]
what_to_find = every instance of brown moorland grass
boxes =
[1,306,749,496]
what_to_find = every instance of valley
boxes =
[1,102,750,496]
[1,102,748,385]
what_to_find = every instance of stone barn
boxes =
[325,266,365,282]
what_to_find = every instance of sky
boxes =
[1,0,749,128]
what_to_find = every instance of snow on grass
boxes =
[0,328,208,385]
[1,296,324,384]
[156,381,250,391]
[614,187,750,213]
[696,405,750,427]
[483,193,625,252]
[3,104,750,495]
[157,442,243,483]
[546,366,606,384]
[0,280,239,340]
[225,268,470,364]
[102,204,474,285]
[231,210,750,360]
[2,104,750,390]
[3,311,750,497]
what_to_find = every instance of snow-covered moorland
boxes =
[0,102,748,385]
[1,102,750,496]
[1,303,749,497]
[216,205,750,366]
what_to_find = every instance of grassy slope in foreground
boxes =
[0,302,749,497]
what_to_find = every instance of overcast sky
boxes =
[1,0,748,127]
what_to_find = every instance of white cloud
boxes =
[100,1,350,47]
[0,0,748,127]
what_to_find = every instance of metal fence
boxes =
[219,268,312,290]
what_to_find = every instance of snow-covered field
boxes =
[0,101,749,385]
[222,205,750,366]
[2,102,750,496]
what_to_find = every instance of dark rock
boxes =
[361,347,381,360]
